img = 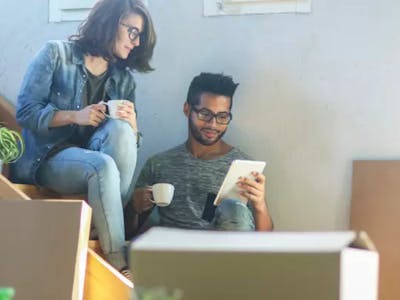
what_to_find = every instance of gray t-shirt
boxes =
[135,143,251,229]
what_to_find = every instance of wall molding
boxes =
[204,0,312,16]
[49,0,149,23]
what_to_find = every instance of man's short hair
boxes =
[186,73,239,109]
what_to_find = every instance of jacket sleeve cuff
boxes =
[36,103,59,135]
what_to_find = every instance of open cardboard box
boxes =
[0,199,91,300]
[130,228,379,300]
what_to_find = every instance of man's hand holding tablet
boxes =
[214,160,266,206]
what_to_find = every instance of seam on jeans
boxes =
[46,157,116,254]
[89,162,115,254]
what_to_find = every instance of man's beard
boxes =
[188,118,227,146]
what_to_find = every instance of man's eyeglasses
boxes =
[119,22,141,42]
[191,106,232,125]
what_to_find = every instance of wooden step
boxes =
[13,183,85,200]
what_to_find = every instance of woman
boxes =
[13,0,156,279]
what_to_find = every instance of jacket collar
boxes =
[69,42,128,81]
[70,43,85,66]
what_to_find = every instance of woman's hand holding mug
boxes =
[100,100,137,131]
[73,103,106,127]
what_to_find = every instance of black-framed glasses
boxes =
[191,106,232,125]
[119,22,141,42]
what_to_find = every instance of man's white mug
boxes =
[151,183,174,207]
[104,99,127,119]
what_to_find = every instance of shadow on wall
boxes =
[226,69,339,230]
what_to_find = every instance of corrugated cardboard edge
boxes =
[74,201,92,300]
[350,231,377,251]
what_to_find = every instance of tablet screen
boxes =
[214,160,266,205]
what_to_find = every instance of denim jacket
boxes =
[12,40,137,184]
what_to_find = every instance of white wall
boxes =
[1,0,400,231]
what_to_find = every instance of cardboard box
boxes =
[351,160,400,300]
[131,228,379,300]
[0,199,91,300]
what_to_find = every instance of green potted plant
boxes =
[0,124,24,174]
[0,287,15,300]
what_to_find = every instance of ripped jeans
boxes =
[210,199,255,230]
[150,199,255,231]
[37,119,137,271]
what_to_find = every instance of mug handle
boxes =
[99,101,111,118]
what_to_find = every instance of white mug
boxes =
[103,100,128,119]
[151,183,174,207]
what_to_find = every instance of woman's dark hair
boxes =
[186,73,239,109]
[70,0,156,72]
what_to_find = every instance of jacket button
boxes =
[37,158,41,162]
[57,92,61,96]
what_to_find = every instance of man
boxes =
[132,72,273,231]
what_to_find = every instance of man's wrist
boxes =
[252,199,267,212]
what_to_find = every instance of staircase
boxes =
[0,96,133,299]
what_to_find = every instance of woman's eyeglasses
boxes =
[119,23,141,42]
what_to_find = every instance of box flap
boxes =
[131,227,361,253]
[0,174,30,200]
[349,231,376,251]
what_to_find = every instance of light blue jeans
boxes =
[149,199,255,230]
[37,119,137,270]
[210,199,255,230]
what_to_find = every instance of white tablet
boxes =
[214,159,266,206]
